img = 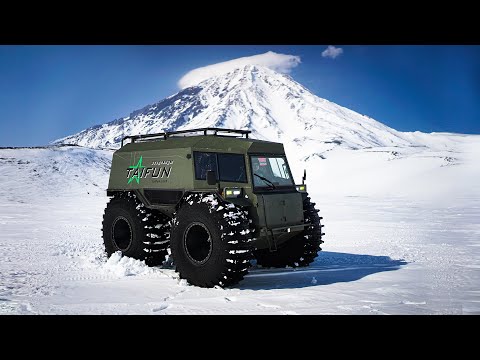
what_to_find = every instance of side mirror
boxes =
[206,170,217,186]
[302,169,306,185]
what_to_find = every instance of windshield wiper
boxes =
[254,173,276,189]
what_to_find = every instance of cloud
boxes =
[321,45,343,59]
[178,51,301,89]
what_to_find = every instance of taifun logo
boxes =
[126,156,172,184]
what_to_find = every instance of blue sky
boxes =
[0,45,478,147]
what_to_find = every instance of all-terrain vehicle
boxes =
[102,128,324,287]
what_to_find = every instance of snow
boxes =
[2,65,479,314]
[101,252,156,277]
[1,137,479,314]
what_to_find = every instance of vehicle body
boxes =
[102,128,324,287]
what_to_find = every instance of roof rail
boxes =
[121,128,251,147]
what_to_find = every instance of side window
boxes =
[194,152,218,180]
[218,154,246,183]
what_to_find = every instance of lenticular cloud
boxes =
[177,51,301,89]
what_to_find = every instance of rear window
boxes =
[194,152,246,183]
[194,152,217,180]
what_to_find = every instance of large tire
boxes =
[170,193,253,288]
[254,195,324,268]
[102,192,170,266]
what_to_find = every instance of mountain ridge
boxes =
[55,65,425,157]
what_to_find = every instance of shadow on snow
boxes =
[238,251,407,290]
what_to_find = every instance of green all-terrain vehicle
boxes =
[102,128,324,287]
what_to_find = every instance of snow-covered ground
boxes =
[1,136,479,315]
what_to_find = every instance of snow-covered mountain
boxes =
[55,65,418,155]
[0,145,112,203]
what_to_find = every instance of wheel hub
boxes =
[112,216,132,251]
[183,222,212,265]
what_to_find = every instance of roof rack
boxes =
[121,127,251,147]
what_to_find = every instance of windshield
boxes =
[250,155,294,189]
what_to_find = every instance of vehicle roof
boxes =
[116,135,285,154]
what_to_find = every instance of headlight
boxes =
[296,185,307,192]
[223,187,243,198]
